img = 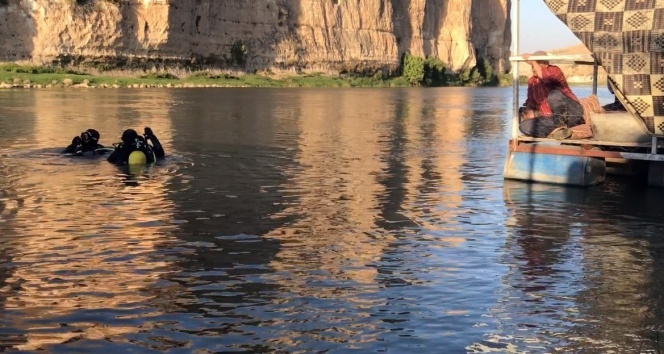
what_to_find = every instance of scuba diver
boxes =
[62,129,106,155]
[107,127,165,165]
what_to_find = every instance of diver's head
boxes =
[80,129,100,145]
[121,129,139,145]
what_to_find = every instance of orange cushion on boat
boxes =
[569,95,604,139]
[570,124,594,139]
[578,94,604,125]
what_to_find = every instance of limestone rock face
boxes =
[471,0,511,74]
[0,0,511,73]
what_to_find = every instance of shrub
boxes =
[401,53,424,85]
[140,72,179,80]
[476,57,494,85]
[423,56,446,86]
[397,53,506,87]
[459,67,471,84]
[497,73,513,86]
[0,64,84,75]
[468,67,482,85]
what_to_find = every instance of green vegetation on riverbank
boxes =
[0,54,512,89]
[400,53,512,87]
[0,65,410,88]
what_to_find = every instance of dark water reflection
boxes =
[0,87,663,353]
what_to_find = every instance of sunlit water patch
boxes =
[1,87,664,353]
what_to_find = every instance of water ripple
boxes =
[1,87,663,353]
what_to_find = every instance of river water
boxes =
[1,87,663,353]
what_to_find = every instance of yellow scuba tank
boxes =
[128,150,147,165]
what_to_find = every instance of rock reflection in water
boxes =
[0,90,178,351]
[259,89,478,350]
[2,87,664,353]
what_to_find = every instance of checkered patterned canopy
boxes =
[545,0,664,135]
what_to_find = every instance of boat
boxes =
[503,0,664,187]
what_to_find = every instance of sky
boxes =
[519,1,582,52]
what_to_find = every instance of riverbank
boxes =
[0,72,400,89]
[0,63,515,89]
[0,64,601,89]
[0,64,437,89]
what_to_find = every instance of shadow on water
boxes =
[461,87,511,183]
[151,88,445,352]
[412,96,443,221]
[372,90,425,293]
[7,87,664,353]
[499,179,664,352]
[135,89,302,351]
[375,93,413,232]
[0,161,28,350]
[0,91,44,349]
[0,89,183,351]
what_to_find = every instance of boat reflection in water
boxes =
[492,180,664,352]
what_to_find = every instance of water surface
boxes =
[1,87,663,353]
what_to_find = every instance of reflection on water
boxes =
[499,181,664,352]
[1,87,664,352]
[0,90,178,351]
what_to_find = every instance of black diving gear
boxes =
[107,127,165,165]
[63,129,105,155]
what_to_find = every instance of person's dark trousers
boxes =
[548,89,584,128]
[519,116,556,138]
[519,89,584,138]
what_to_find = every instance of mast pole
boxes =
[511,0,520,140]
[592,56,598,95]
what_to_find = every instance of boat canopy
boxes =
[545,0,664,137]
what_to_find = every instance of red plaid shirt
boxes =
[524,65,579,117]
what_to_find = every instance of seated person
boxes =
[62,128,105,155]
[107,127,165,165]
[518,51,585,139]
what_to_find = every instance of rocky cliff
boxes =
[0,0,511,74]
